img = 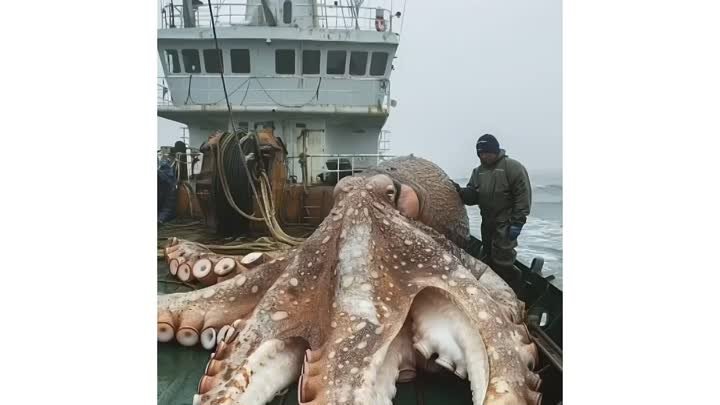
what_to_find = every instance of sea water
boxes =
[454,170,563,289]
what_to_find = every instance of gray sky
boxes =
[158,0,561,177]
[386,0,561,177]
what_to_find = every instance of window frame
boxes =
[369,51,390,77]
[275,49,296,75]
[326,50,348,76]
[230,49,251,74]
[302,49,321,75]
[202,49,224,74]
[349,51,369,76]
[181,49,202,74]
[165,49,181,74]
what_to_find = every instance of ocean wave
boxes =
[465,205,563,290]
[534,184,562,192]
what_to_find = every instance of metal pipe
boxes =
[182,0,196,27]
[169,1,176,27]
[528,323,563,373]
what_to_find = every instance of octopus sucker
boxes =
[157,310,176,342]
[193,258,219,285]
[159,156,542,405]
[200,327,217,350]
[214,257,236,276]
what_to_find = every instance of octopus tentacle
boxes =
[196,337,308,405]
[165,239,214,282]
[402,219,524,321]
[364,207,539,404]
[194,279,314,405]
[408,272,540,405]
[477,268,526,323]
[164,238,256,285]
[410,289,485,382]
[293,213,420,405]
[192,239,338,404]
[367,319,418,401]
[157,256,289,347]
[296,301,413,405]
[410,288,489,403]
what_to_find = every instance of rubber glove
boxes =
[508,224,523,241]
[450,180,462,194]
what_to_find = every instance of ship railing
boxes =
[158,77,173,106]
[287,153,395,187]
[160,1,264,28]
[157,148,204,183]
[309,2,398,32]
[159,1,399,33]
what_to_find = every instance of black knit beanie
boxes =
[476,134,500,155]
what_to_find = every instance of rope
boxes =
[214,131,305,245]
[216,132,264,221]
[207,0,281,238]
[205,1,306,247]
[259,171,304,243]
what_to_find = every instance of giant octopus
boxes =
[158,156,542,405]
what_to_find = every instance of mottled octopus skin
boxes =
[158,156,541,405]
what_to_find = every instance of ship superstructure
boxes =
[158,0,402,183]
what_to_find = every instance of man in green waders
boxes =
[453,134,532,281]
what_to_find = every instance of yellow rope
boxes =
[216,133,265,221]
[260,172,304,243]
[214,131,306,246]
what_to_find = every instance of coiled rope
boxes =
[205,0,305,246]
[215,131,304,245]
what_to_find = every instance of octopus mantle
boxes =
[158,156,542,405]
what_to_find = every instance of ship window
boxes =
[203,49,223,73]
[230,49,251,73]
[165,50,181,74]
[275,49,296,74]
[255,121,274,130]
[370,52,389,76]
[349,51,368,76]
[302,50,320,74]
[182,49,201,73]
[282,0,293,24]
[327,50,347,75]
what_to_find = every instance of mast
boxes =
[182,0,196,28]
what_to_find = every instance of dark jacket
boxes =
[459,150,532,225]
[157,158,177,224]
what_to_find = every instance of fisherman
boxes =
[452,134,532,280]
[157,141,185,225]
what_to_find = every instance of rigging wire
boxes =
[400,0,408,36]
[184,75,252,106]
[184,75,320,108]
[207,0,303,245]
[253,77,322,108]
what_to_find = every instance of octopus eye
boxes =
[385,185,396,203]
[386,180,402,206]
